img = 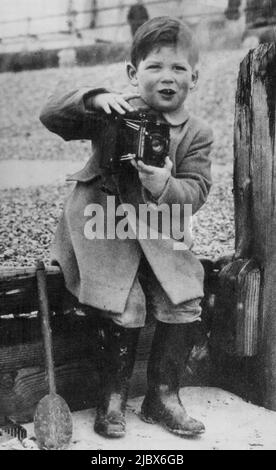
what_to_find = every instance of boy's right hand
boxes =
[91,92,141,115]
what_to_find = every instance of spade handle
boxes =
[36,261,56,394]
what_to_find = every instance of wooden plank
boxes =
[0,316,95,372]
[0,345,211,422]
[212,259,261,357]
[0,259,217,317]
[0,314,154,372]
[0,266,64,316]
[0,362,99,420]
[235,261,260,356]
[0,357,153,423]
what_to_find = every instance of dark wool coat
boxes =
[40,87,213,314]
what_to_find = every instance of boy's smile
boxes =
[127,45,198,113]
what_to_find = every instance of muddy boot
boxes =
[141,321,205,437]
[94,320,140,438]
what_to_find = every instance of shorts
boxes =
[98,256,202,328]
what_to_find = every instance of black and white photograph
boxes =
[1,0,276,453]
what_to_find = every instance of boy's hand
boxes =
[91,92,140,115]
[131,156,173,199]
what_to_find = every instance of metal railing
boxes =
[1,0,275,43]
[0,0,225,42]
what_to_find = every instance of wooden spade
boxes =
[34,261,73,450]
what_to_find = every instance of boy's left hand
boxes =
[131,156,173,199]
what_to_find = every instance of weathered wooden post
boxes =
[234,43,276,409]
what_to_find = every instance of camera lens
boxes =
[151,134,165,155]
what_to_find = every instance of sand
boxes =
[1,387,276,450]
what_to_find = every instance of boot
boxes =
[94,319,140,438]
[141,321,205,437]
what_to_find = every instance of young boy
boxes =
[40,17,213,439]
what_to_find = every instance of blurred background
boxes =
[0,0,276,57]
[2,1,230,50]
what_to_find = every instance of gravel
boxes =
[0,184,72,267]
[0,169,234,267]
[0,48,246,266]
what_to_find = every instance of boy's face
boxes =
[127,45,198,113]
